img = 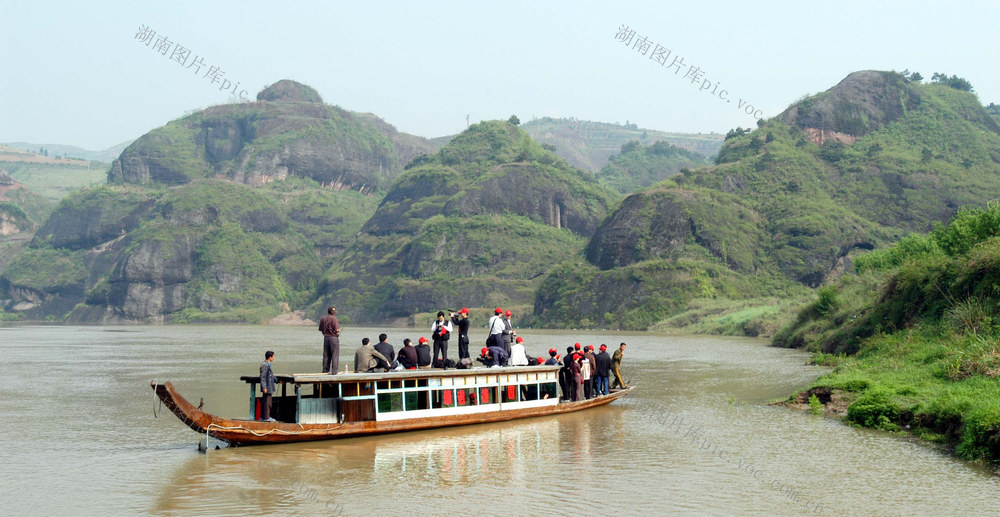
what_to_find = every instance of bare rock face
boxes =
[107,230,199,320]
[585,189,692,270]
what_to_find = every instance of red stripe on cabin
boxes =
[507,386,516,400]
[444,390,453,406]
[457,389,466,406]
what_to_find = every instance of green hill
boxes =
[521,117,721,172]
[533,70,1000,332]
[0,178,379,322]
[109,80,436,192]
[320,120,617,323]
[775,203,1000,463]
[597,140,708,194]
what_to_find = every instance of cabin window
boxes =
[540,382,558,399]
[405,379,417,388]
[502,385,518,403]
[479,387,497,405]
[391,380,402,389]
[377,381,389,390]
[378,392,403,412]
[404,390,429,411]
[522,383,540,401]
[456,388,477,406]
[432,389,456,409]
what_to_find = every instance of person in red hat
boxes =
[570,352,584,401]
[450,308,471,360]
[594,344,612,395]
[487,308,506,350]
[560,346,575,401]
[544,348,560,366]
[415,336,432,368]
[510,335,528,366]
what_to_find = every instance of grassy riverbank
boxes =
[776,202,1000,464]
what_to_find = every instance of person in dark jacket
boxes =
[415,336,432,368]
[594,344,612,396]
[318,306,341,374]
[583,346,597,399]
[481,345,509,367]
[431,311,453,364]
[374,333,396,371]
[397,338,418,369]
[451,308,471,360]
[559,346,574,401]
[544,348,561,366]
[259,350,277,422]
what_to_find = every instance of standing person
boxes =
[571,353,584,402]
[487,308,506,349]
[259,351,276,422]
[581,348,594,399]
[354,337,390,373]
[431,311,453,365]
[583,346,597,399]
[544,348,561,366]
[594,344,612,396]
[510,336,529,366]
[451,308,471,360]
[318,306,341,374]
[501,310,514,357]
[611,342,628,390]
[415,337,432,368]
[374,333,396,371]
[397,338,418,369]
[560,346,575,401]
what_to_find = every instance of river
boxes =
[0,325,997,516]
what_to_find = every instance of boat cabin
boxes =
[241,366,561,424]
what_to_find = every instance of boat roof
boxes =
[242,365,561,384]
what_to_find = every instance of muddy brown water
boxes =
[1,325,997,516]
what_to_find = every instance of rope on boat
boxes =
[206,422,345,438]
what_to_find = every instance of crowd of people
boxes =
[312,305,628,395]
[258,305,630,420]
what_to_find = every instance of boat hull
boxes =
[151,381,634,446]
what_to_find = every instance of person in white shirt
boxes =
[431,311,453,365]
[510,336,529,366]
[487,307,506,349]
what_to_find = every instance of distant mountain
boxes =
[0,80,428,323]
[2,141,131,162]
[597,140,707,194]
[108,79,437,192]
[534,70,1000,330]
[319,120,617,324]
[520,117,721,172]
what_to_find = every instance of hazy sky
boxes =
[3,1,998,150]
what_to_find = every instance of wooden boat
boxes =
[152,366,633,446]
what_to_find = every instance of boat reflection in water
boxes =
[151,402,632,515]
